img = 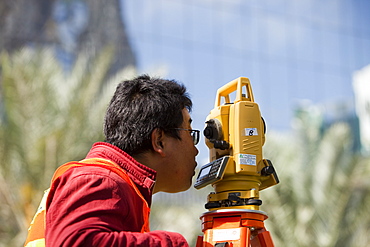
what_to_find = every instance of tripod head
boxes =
[195,77,279,211]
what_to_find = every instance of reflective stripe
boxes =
[24,158,150,246]
[24,189,49,247]
[24,238,45,247]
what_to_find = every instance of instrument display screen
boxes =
[194,156,229,189]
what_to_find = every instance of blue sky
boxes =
[121,0,370,162]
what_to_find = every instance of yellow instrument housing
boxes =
[203,77,278,211]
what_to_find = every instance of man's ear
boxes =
[151,128,165,157]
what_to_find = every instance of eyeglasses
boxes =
[172,128,200,145]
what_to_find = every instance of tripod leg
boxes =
[196,235,203,247]
[245,227,251,247]
[250,228,274,247]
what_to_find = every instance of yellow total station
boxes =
[194,77,279,211]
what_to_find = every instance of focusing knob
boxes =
[205,201,221,209]
[213,140,230,150]
[204,119,230,150]
[261,166,275,176]
[204,119,223,140]
[203,125,214,140]
[246,199,263,206]
[261,159,276,176]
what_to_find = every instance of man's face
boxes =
[160,108,199,193]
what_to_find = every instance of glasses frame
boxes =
[172,128,200,145]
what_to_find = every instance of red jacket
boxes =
[45,142,189,246]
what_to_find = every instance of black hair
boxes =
[104,74,192,156]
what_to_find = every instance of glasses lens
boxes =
[172,128,200,145]
[192,130,200,145]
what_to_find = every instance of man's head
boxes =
[104,74,192,156]
[104,75,198,193]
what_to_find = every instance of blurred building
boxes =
[123,0,370,133]
[0,0,136,75]
[353,65,370,155]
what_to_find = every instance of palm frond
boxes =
[262,108,370,247]
[0,47,136,246]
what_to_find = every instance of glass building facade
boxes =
[123,0,370,131]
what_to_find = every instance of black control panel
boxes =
[194,156,229,189]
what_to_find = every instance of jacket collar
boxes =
[85,142,156,205]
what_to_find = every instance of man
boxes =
[25,75,199,246]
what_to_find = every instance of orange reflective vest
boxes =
[24,158,150,247]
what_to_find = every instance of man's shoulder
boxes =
[55,163,132,190]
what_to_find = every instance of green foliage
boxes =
[0,47,136,246]
[262,106,370,247]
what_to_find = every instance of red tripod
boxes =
[196,209,274,247]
